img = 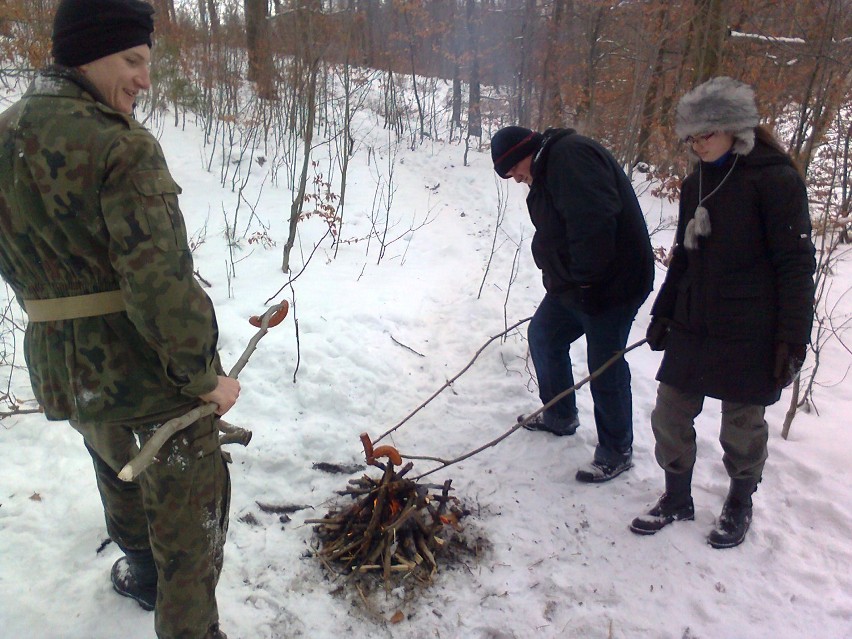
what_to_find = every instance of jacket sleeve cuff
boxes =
[180,368,219,398]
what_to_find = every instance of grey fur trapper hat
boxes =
[676,76,759,155]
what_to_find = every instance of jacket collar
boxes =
[29,65,113,113]
[531,127,577,182]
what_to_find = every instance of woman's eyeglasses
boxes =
[683,132,716,145]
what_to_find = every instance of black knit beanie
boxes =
[52,0,155,68]
[491,126,544,178]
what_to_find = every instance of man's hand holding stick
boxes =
[118,300,289,482]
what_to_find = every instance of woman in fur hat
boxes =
[629,77,816,548]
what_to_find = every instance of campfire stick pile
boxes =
[307,459,464,585]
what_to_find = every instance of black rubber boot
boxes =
[111,548,158,611]
[630,469,695,535]
[707,478,758,549]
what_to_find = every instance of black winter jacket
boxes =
[652,138,816,405]
[527,129,654,313]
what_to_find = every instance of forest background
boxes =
[1,0,850,430]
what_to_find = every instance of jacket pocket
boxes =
[672,276,693,327]
[531,233,574,292]
[712,282,773,339]
[131,170,188,251]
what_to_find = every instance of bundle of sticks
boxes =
[307,456,466,585]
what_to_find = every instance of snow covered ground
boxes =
[1,82,851,639]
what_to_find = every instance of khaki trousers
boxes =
[650,383,768,480]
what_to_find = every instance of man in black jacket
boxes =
[492,126,654,482]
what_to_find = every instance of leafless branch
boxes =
[264,225,334,305]
[374,317,532,444]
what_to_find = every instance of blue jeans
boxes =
[528,293,638,461]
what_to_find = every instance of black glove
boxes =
[773,342,806,389]
[646,317,670,351]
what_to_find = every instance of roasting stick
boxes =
[117,300,289,482]
[407,337,649,480]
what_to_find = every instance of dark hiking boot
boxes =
[576,449,633,483]
[630,469,695,535]
[111,549,157,611]
[707,502,753,548]
[519,412,579,436]
[707,478,758,549]
[630,494,695,535]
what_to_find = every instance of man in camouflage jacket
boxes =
[0,1,238,637]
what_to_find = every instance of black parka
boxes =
[652,137,816,406]
[526,128,654,313]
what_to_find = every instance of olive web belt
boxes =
[24,290,126,322]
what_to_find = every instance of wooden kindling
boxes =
[306,438,466,586]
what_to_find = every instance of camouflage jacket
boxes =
[0,66,221,424]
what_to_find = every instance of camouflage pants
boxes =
[70,413,230,639]
[651,383,768,481]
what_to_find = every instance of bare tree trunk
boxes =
[332,48,358,258]
[688,0,727,85]
[151,0,176,26]
[281,62,318,273]
[539,0,566,127]
[364,0,378,67]
[206,0,220,35]
[402,10,425,146]
[634,3,672,166]
[451,68,462,139]
[448,0,463,140]
[245,0,276,100]
[465,0,481,141]
[516,0,536,127]
[578,5,605,134]
[781,375,801,440]
[789,0,850,174]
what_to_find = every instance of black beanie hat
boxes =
[52,0,155,68]
[491,126,544,178]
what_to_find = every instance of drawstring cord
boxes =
[685,154,739,249]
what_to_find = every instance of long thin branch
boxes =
[410,338,648,480]
[265,225,334,305]
[477,180,508,299]
[373,316,532,444]
[117,301,288,482]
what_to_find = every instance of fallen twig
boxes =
[390,334,425,357]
